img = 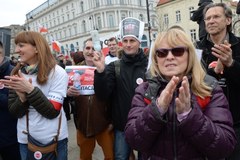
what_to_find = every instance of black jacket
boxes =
[196,32,240,126]
[190,0,213,39]
[0,57,18,148]
[94,48,148,131]
[237,1,240,14]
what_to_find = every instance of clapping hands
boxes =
[156,76,191,114]
[0,70,34,102]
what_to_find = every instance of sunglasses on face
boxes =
[155,46,187,58]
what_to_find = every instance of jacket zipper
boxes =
[86,96,91,136]
[173,91,177,160]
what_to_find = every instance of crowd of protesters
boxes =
[0,1,240,160]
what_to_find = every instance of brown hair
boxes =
[72,51,85,65]
[12,31,56,85]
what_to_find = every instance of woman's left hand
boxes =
[175,76,191,114]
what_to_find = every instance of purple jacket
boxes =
[125,76,236,160]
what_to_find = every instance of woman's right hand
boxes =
[157,76,179,112]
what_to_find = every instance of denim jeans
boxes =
[114,129,131,160]
[19,138,68,160]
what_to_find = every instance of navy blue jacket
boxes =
[0,57,18,148]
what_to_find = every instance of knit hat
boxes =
[119,17,144,42]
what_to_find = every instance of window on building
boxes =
[164,14,169,25]
[176,10,181,22]
[69,28,72,37]
[190,29,197,41]
[189,6,194,19]
[96,0,100,7]
[55,33,58,40]
[138,0,143,6]
[141,34,148,48]
[82,20,86,33]
[61,46,65,54]
[151,17,155,27]
[121,13,126,20]
[80,1,84,13]
[97,17,102,29]
[72,12,75,18]
[74,26,77,35]
[107,0,112,5]
[76,42,79,51]
[139,14,144,21]
[59,31,62,39]
[109,15,114,27]
[62,16,65,22]
[120,0,125,5]
[66,44,69,53]
[64,30,67,38]
[67,14,70,20]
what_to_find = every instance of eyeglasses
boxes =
[85,46,95,51]
[155,46,187,58]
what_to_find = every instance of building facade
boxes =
[25,0,158,56]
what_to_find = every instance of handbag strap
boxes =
[25,110,62,141]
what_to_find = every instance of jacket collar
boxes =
[201,32,240,46]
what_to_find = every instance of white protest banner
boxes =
[65,65,96,95]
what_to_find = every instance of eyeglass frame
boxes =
[155,46,188,58]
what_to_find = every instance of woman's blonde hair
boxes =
[12,31,56,85]
[150,26,212,98]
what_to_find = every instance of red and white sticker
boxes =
[34,151,42,160]
[136,78,143,85]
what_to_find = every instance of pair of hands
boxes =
[211,40,233,74]
[0,70,34,102]
[157,76,191,114]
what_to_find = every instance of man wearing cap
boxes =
[93,17,148,159]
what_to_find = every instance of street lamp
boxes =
[146,0,152,47]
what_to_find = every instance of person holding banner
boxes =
[93,17,148,160]
[66,38,114,160]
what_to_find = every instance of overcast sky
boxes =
[0,0,47,27]
[0,0,239,27]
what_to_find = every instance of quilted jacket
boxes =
[125,75,236,160]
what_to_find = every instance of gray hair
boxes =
[203,3,232,32]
